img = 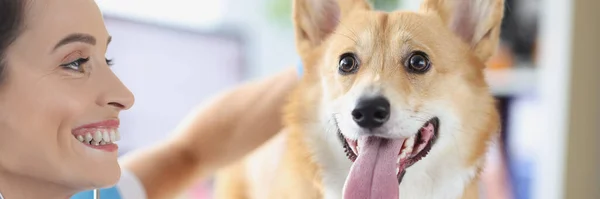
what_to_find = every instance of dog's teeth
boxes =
[406,135,416,148]
[400,151,408,159]
[400,144,413,159]
[396,167,400,174]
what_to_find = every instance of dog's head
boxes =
[292,0,504,198]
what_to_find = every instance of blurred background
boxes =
[96,0,599,198]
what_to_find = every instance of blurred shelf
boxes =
[485,63,537,96]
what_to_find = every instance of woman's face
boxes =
[0,0,134,192]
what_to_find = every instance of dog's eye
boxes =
[338,53,359,75]
[406,51,431,74]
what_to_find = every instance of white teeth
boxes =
[115,129,121,141]
[75,128,120,145]
[399,151,408,159]
[398,135,416,160]
[397,135,421,167]
[396,167,400,174]
[110,130,116,142]
[85,133,93,142]
[93,130,103,142]
[405,135,416,148]
[102,130,110,142]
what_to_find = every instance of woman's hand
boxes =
[118,67,299,199]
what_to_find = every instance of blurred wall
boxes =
[104,16,245,153]
[221,0,298,79]
[99,0,300,153]
[563,0,600,198]
[535,0,600,198]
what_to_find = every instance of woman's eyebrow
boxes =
[53,33,97,51]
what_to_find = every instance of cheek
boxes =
[325,86,364,132]
[0,79,91,149]
[320,72,348,105]
[0,78,91,179]
[39,85,90,130]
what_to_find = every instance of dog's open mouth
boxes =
[339,117,439,199]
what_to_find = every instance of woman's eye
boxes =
[60,57,90,73]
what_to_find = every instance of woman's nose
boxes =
[96,69,135,110]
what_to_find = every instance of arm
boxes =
[118,67,298,199]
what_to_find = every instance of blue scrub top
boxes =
[71,187,122,199]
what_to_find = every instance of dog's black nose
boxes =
[352,96,390,129]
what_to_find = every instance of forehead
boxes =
[19,0,109,51]
[328,10,466,69]
[337,11,447,46]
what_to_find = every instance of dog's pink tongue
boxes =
[343,136,404,199]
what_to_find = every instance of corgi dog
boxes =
[214,0,504,198]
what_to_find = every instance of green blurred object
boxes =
[265,0,293,29]
[372,0,400,11]
[265,0,401,29]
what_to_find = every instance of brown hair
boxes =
[0,0,26,83]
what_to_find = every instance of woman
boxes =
[0,0,296,198]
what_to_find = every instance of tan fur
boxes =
[215,0,504,198]
[461,178,481,199]
[119,68,298,199]
[214,160,248,199]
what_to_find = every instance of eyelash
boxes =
[60,57,115,73]
[106,58,114,66]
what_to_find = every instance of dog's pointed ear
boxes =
[420,0,505,63]
[293,0,371,58]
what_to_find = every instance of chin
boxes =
[80,161,122,189]
[68,148,122,189]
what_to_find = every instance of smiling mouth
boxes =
[338,117,439,184]
[73,128,121,146]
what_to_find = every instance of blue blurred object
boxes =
[296,60,303,77]
[509,155,533,199]
[71,187,122,199]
